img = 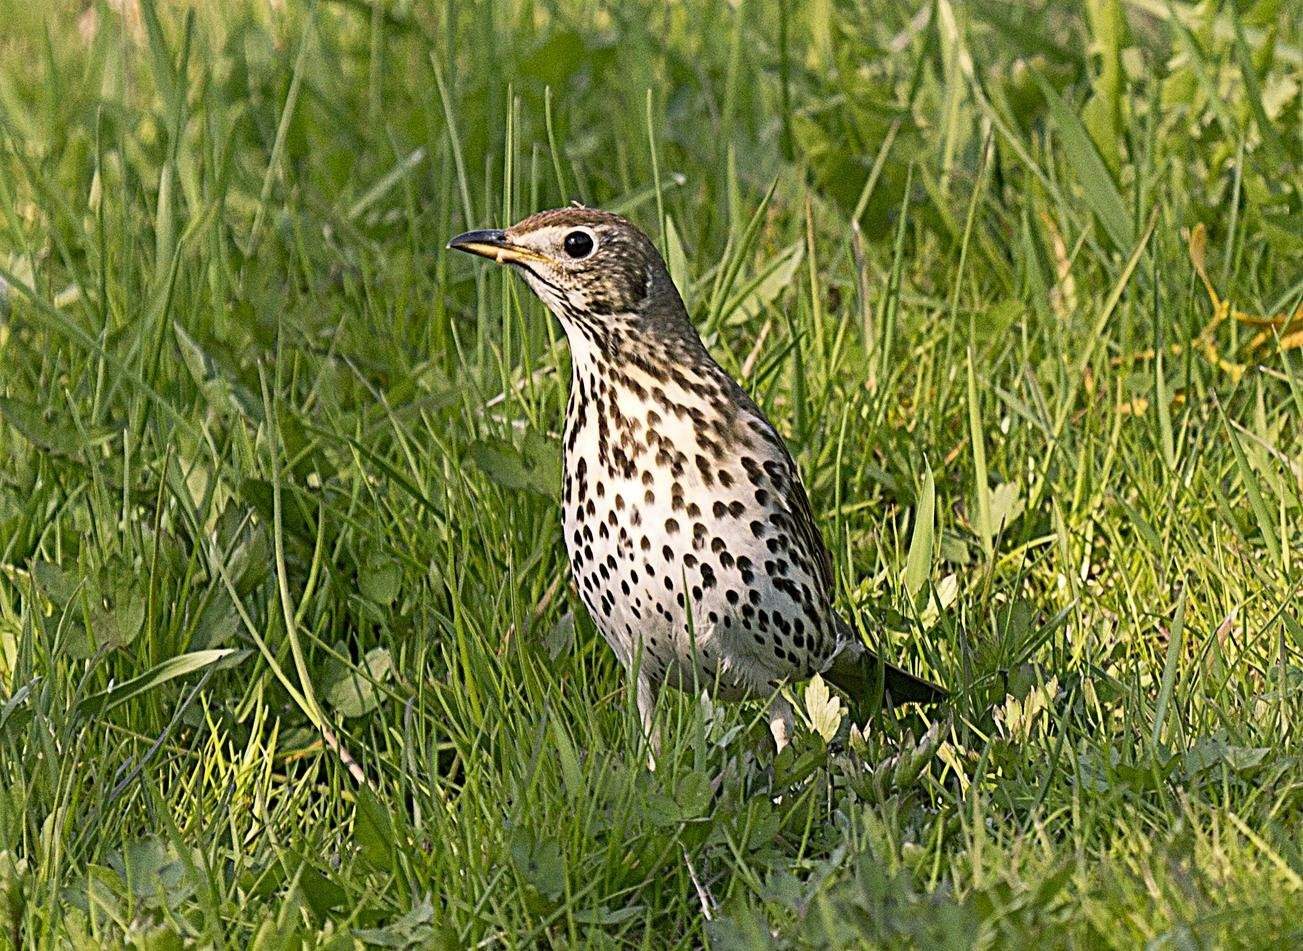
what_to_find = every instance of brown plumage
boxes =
[450,208,944,754]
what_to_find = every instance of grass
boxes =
[0,0,1300,946]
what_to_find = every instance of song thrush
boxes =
[450,208,943,754]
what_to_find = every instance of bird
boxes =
[449,207,944,756]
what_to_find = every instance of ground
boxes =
[0,1,1299,947]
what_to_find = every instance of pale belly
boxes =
[562,438,832,700]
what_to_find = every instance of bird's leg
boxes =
[767,694,795,753]
[637,674,661,770]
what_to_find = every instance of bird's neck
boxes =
[561,315,750,483]
[562,315,719,404]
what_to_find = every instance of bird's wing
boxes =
[731,388,837,601]
[775,443,836,599]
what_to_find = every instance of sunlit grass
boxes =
[0,0,1299,946]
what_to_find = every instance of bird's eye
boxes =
[563,230,595,259]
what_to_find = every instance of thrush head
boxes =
[449,208,691,344]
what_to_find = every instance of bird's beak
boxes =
[447,229,548,266]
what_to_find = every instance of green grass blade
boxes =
[1034,71,1134,252]
[903,462,936,603]
[1151,585,1185,752]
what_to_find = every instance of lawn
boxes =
[0,0,1299,946]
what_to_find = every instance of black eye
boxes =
[563,230,595,259]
